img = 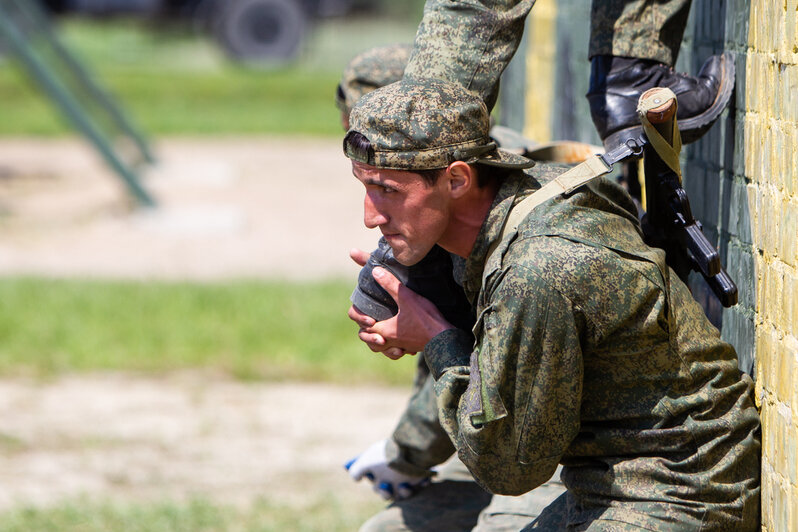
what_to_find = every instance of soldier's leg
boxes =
[589,0,692,66]
[359,457,491,532]
[586,0,734,147]
[472,466,567,531]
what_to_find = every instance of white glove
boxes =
[344,439,431,500]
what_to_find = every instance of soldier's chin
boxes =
[392,247,428,267]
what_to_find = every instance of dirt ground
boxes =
[0,138,406,511]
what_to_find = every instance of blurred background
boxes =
[0,1,429,530]
[5,1,793,529]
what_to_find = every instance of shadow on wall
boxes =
[679,0,755,378]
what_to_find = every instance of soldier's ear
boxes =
[446,161,475,199]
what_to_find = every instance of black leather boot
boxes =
[587,53,735,149]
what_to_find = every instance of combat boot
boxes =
[587,53,735,149]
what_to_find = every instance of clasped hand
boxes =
[348,248,454,360]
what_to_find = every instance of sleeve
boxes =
[386,358,456,477]
[423,264,584,495]
[403,0,535,111]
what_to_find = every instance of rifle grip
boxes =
[706,269,738,308]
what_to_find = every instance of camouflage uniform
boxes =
[405,0,692,110]
[345,79,761,531]
[419,165,761,530]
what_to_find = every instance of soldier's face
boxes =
[352,161,450,266]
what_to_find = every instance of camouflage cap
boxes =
[344,78,535,171]
[335,44,412,115]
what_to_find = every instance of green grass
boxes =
[0,15,421,136]
[0,495,384,532]
[0,277,416,385]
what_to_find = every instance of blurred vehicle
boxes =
[41,0,360,62]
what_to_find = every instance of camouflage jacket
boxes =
[421,166,761,530]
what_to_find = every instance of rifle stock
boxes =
[638,90,738,307]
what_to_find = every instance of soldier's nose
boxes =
[364,196,389,228]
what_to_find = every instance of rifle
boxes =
[635,88,738,307]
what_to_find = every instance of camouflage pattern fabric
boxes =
[589,0,693,67]
[361,457,566,532]
[422,166,761,530]
[386,358,456,477]
[336,43,413,116]
[359,456,492,532]
[404,0,691,111]
[346,79,534,171]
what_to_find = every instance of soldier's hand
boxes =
[349,247,371,267]
[359,266,454,357]
[344,439,431,501]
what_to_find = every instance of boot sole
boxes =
[602,52,736,150]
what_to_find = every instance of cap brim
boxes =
[477,147,536,169]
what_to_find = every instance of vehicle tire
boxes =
[213,0,307,62]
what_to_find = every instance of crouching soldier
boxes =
[344,78,760,531]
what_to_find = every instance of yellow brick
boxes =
[784,126,798,197]
[762,462,776,527]
[760,193,772,254]
[791,125,798,197]
[769,192,783,253]
[766,1,777,52]
[780,481,793,532]
[762,402,774,462]
[777,344,790,402]
[767,124,780,191]
[767,59,778,111]
[757,309,769,362]
[744,118,760,181]
[790,64,798,123]
[793,347,798,420]
[780,126,791,193]
[766,327,782,394]
[745,53,763,114]
[777,263,787,328]
[756,249,766,315]
[781,202,798,267]
[767,262,780,324]
[779,0,795,63]
[791,484,798,532]
[784,274,797,332]
[770,193,783,254]
[790,0,798,58]
[755,361,765,408]
[774,404,787,467]
[748,2,760,49]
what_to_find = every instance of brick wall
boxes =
[501,0,798,528]
[739,2,798,529]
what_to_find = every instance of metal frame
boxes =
[0,0,156,206]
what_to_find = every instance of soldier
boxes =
[404,0,734,150]
[335,44,413,131]
[338,44,570,531]
[344,78,760,531]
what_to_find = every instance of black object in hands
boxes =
[351,237,476,331]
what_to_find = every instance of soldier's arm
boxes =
[387,359,456,477]
[404,0,535,111]
[424,262,582,495]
